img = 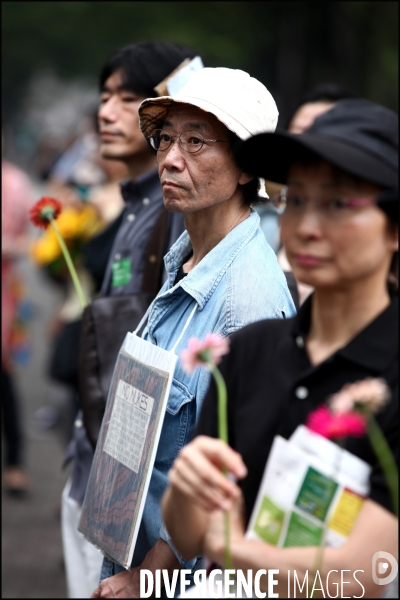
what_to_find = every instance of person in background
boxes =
[33,110,127,449]
[46,110,106,206]
[92,66,296,599]
[285,82,358,134]
[61,41,198,598]
[277,83,359,303]
[162,98,398,598]
[2,156,35,497]
[254,180,283,253]
[39,153,128,447]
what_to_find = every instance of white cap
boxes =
[139,67,279,141]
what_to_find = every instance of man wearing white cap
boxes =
[91,67,296,598]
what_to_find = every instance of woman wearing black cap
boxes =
[161,99,398,597]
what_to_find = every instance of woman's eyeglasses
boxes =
[271,187,376,222]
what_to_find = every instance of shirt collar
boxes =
[292,294,398,373]
[119,168,160,204]
[163,210,261,310]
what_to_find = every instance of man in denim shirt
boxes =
[93,68,296,598]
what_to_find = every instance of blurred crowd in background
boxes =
[2,97,129,495]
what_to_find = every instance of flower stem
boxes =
[224,510,233,571]
[211,365,233,571]
[49,218,88,308]
[212,365,228,444]
[367,414,398,516]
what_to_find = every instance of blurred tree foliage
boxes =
[2,1,398,126]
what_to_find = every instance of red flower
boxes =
[306,405,367,440]
[30,197,62,229]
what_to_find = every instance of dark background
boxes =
[3,1,398,128]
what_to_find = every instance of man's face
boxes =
[157,104,248,214]
[98,69,150,160]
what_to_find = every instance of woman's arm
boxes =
[203,496,398,598]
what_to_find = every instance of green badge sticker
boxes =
[295,466,338,522]
[254,496,285,545]
[283,511,324,547]
[112,259,132,287]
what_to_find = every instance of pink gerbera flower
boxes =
[180,333,230,374]
[306,404,367,440]
[179,332,232,567]
[329,378,391,415]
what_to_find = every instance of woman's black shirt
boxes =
[195,295,398,522]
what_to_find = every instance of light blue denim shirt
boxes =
[124,209,296,573]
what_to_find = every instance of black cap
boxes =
[235,98,398,188]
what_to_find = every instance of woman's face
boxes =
[280,161,398,292]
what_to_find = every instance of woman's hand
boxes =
[167,435,247,512]
[202,491,247,564]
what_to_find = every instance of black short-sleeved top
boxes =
[195,295,398,521]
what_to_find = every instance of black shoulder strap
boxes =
[140,207,170,294]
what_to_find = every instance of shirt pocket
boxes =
[166,377,194,415]
[155,378,195,470]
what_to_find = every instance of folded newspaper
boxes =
[246,425,371,548]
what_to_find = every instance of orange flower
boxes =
[29,197,62,229]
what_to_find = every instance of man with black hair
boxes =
[97,42,198,297]
[286,82,357,133]
[61,42,198,598]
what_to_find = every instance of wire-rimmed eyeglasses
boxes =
[270,186,377,221]
[148,129,230,154]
